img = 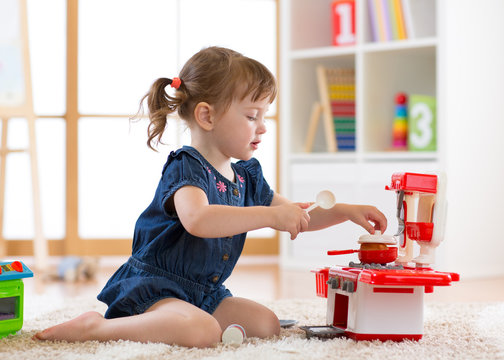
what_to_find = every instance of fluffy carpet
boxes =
[1,295,503,360]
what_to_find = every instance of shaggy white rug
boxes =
[1,295,503,360]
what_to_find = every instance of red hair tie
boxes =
[170,77,181,90]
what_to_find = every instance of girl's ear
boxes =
[194,102,215,131]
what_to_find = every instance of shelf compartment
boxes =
[290,55,356,154]
[361,45,436,153]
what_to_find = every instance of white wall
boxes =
[443,0,504,278]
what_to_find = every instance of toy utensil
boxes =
[222,324,246,346]
[305,190,336,213]
[394,190,405,237]
[280,319,298,328]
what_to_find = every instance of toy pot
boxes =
[327,247,398,264]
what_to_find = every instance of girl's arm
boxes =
[271,191,387,234]
[305,203,387,234]
[173,186,310,239]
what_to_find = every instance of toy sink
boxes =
[0,261,33,338]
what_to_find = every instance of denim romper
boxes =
[97,146,274,319]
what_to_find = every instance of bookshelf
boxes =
[279,0,444,268]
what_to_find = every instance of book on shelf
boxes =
[367,0,435,42]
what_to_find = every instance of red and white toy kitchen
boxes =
[310,172,459,341]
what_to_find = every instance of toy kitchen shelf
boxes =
[279,0,445,268]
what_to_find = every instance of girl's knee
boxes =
[185,316,222,348]
[254,308,280,338]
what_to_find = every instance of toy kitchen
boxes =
[307,172,459,342]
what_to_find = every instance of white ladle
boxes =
[305,190,336,213]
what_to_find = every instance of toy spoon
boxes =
[306,190,336,213]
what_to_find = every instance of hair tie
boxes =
[170,77,181,90]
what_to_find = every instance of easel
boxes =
[304,66,338,152]
[0,0,48,270]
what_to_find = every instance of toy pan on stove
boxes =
[306,172,460,342]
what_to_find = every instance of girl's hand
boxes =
[346,204,387,234]
[271,202,311,240]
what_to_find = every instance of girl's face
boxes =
[212,93,269,161]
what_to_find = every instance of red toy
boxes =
[309,172,459,341]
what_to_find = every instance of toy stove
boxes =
[308,173,459,342]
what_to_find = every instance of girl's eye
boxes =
[247,115,257,121]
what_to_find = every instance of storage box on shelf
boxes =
[280,0,442,268]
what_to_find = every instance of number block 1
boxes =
[332,0,356,46]
[408,95,437,151]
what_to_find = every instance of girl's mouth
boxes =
[251,140,261,150]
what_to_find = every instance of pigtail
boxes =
[136,77,185,151]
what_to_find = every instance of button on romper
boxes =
[97,146,274,319]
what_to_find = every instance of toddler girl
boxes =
[35,46,386,348]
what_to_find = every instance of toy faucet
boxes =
[385,172,447,267]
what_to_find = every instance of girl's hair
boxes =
[137,46,277,150]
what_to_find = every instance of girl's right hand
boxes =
[271,202,311,240]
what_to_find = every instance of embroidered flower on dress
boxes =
[206,166,212,174]
[216,181,227,192]
[237,175,245,183]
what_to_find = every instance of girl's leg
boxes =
[34,298,222,348]
[212,297,280,338]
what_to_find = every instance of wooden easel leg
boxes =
[304,102,323,152]
[27,115,48,270]
[0,118,7,259]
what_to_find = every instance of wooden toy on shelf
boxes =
[304,66,356,153]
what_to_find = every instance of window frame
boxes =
[61,0,281,256]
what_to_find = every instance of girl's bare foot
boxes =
[33,311,105,342]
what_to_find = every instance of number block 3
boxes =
[408,94,437,151]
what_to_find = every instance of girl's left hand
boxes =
[346,205,387,234]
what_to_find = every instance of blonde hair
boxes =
[137,46,277,150]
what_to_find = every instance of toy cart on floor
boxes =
[0,261,33,338]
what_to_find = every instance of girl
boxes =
[35,46,387,348]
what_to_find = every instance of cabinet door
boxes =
[288,162,361,264]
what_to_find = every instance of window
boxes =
[4,0,279,255]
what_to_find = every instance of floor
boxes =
[21,256,504,304]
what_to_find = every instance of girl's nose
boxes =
[257,118,267,134]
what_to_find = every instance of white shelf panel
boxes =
[290,46,356,60]
[362,151,438,162]
[290,152,357,163]
[362,37,438,53]
[289,151,438,163]
[289,37,438,60]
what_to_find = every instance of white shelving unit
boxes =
[280,0,444,269]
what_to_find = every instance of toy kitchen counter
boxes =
[305,172,460,342]
[312,263,459,341]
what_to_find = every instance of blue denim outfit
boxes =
[97,146,274,319]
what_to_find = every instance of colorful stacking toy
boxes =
[392,92,408,150]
